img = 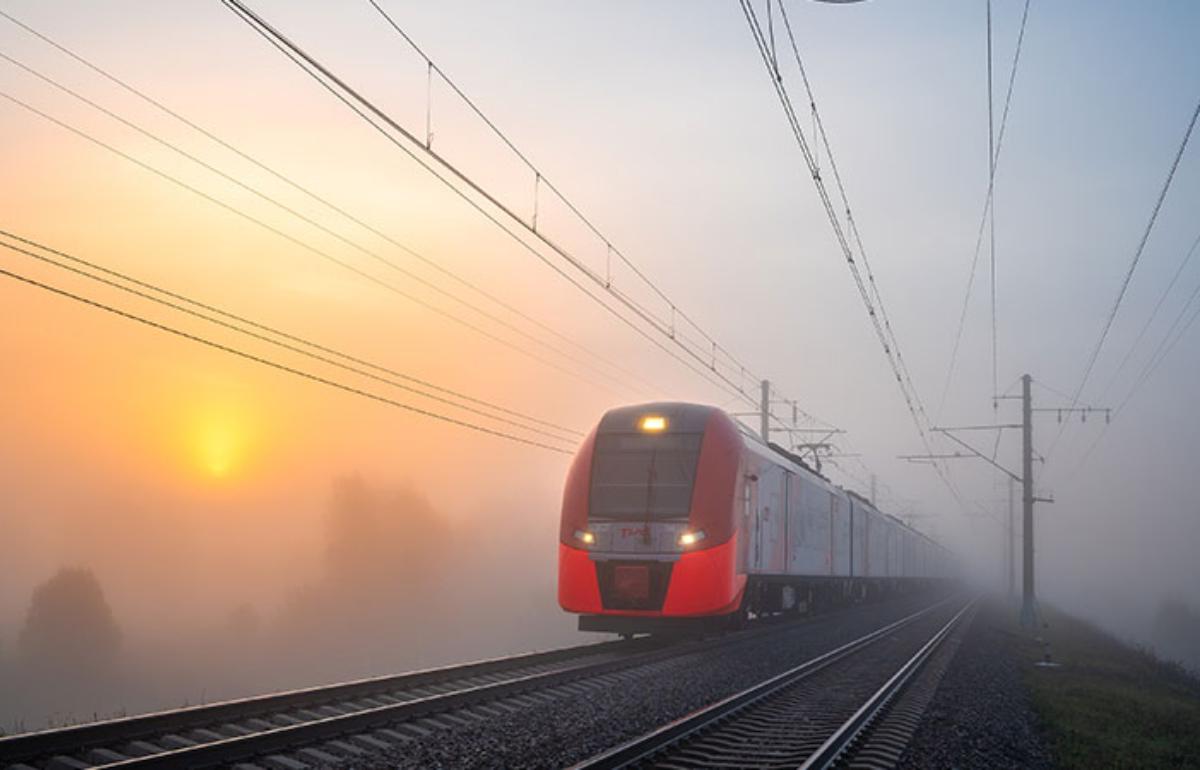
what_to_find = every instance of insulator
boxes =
[1057,409,1062,423]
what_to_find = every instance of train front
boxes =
[558,403,746,634]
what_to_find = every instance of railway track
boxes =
[1,598,937,770]
[576,595,976,769]
[0,636,652,770]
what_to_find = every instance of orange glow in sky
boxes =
[188,407,251,479]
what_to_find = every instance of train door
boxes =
[742,468,758,571]
[783,471,793,572]
[754,464,785,573]
[787,474,805,574]
[828,493,836,575]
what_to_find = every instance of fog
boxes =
[0,471,581,732]
[3,0,1200,734]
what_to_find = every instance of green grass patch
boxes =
[1015,604,1200,769]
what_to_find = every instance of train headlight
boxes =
[574,529,596,546]
[639,415,667,432]
[678,529,707,547]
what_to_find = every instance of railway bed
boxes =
[0,593,949,770]
[577,595,975,769]
[0,637,652,770]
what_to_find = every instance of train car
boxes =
[558,402,952,635]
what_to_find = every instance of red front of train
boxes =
[558,403,747,631]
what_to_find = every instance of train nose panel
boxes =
[596,560,673,610]
[612,564,650,602]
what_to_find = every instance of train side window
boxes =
[742,472,756,518]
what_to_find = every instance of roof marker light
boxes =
[640,415,667,432]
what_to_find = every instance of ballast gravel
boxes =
[353,591,952,769]
[896,598,1053,770]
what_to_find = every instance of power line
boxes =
[1046,94,1200,463]
[1118,271,1200,414]
[0,230,582,442]
[938,0,1032,418]
[0,7,658,396]
[768,2,940,511]
[1098,228,1200,401]
[987,0,997,414]
[220,0,840,437]
[0,264,574,455]
[220,0,774,416]
[1068,282,1200,480]
[774,3,922,430]
[0,47,649,399]
[363,0,767,374]
[739,0,974,516]
[0,87,634,401]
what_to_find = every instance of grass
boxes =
[1013,603,1200,769]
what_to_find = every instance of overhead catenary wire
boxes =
[0,264,574,455]
[775,3,924,430]
[1117,270,1200,414]
[937,0,1032,419]
[1067,284,1200,481]
[0,87,636,402]
[220,0,840,436]
[987,0,998,414]
[365,0,835,433]
[1097,228,1200,402]
[0,8,659,397]
[219,0,753,412]
[0,48,650,400]
[739,0,977,517]
[364,0,741,352]
[1046,94,1200,464]
[0,230,582,442]
[350,0,834,431]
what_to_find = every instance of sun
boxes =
[189,410,251,480]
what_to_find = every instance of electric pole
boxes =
[761,379,770,443]
[1020,374,1036,625]
[1007,476,1015,598]
[903,372,1104,628]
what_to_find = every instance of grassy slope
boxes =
[1015,603,1200,769]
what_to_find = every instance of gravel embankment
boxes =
[897,597,1053,770]
[368,591,952,769]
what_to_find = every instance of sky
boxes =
[1,0,1199,721]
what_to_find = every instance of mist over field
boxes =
[0,472,579,732]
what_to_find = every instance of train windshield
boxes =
[589,432,702,520]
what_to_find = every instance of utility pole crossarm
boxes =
[897,452,971,461]
[932,423,1022,431]
[931,428,1022,483]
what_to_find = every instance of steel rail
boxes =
[79,604,894,770]
[0,637,642,766]
[4,597,938,769]
[91,652,669,769]
[573,595,960,769]
[799,597,977,769]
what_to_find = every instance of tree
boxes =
[18,568,121,675]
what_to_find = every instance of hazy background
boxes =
[2,0,1199,730]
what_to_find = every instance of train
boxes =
[558,402,954,634]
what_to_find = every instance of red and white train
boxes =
[558,402,953,634]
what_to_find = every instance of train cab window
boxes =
[589,432,703,520]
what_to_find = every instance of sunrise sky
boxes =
[2,0,1200,673]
